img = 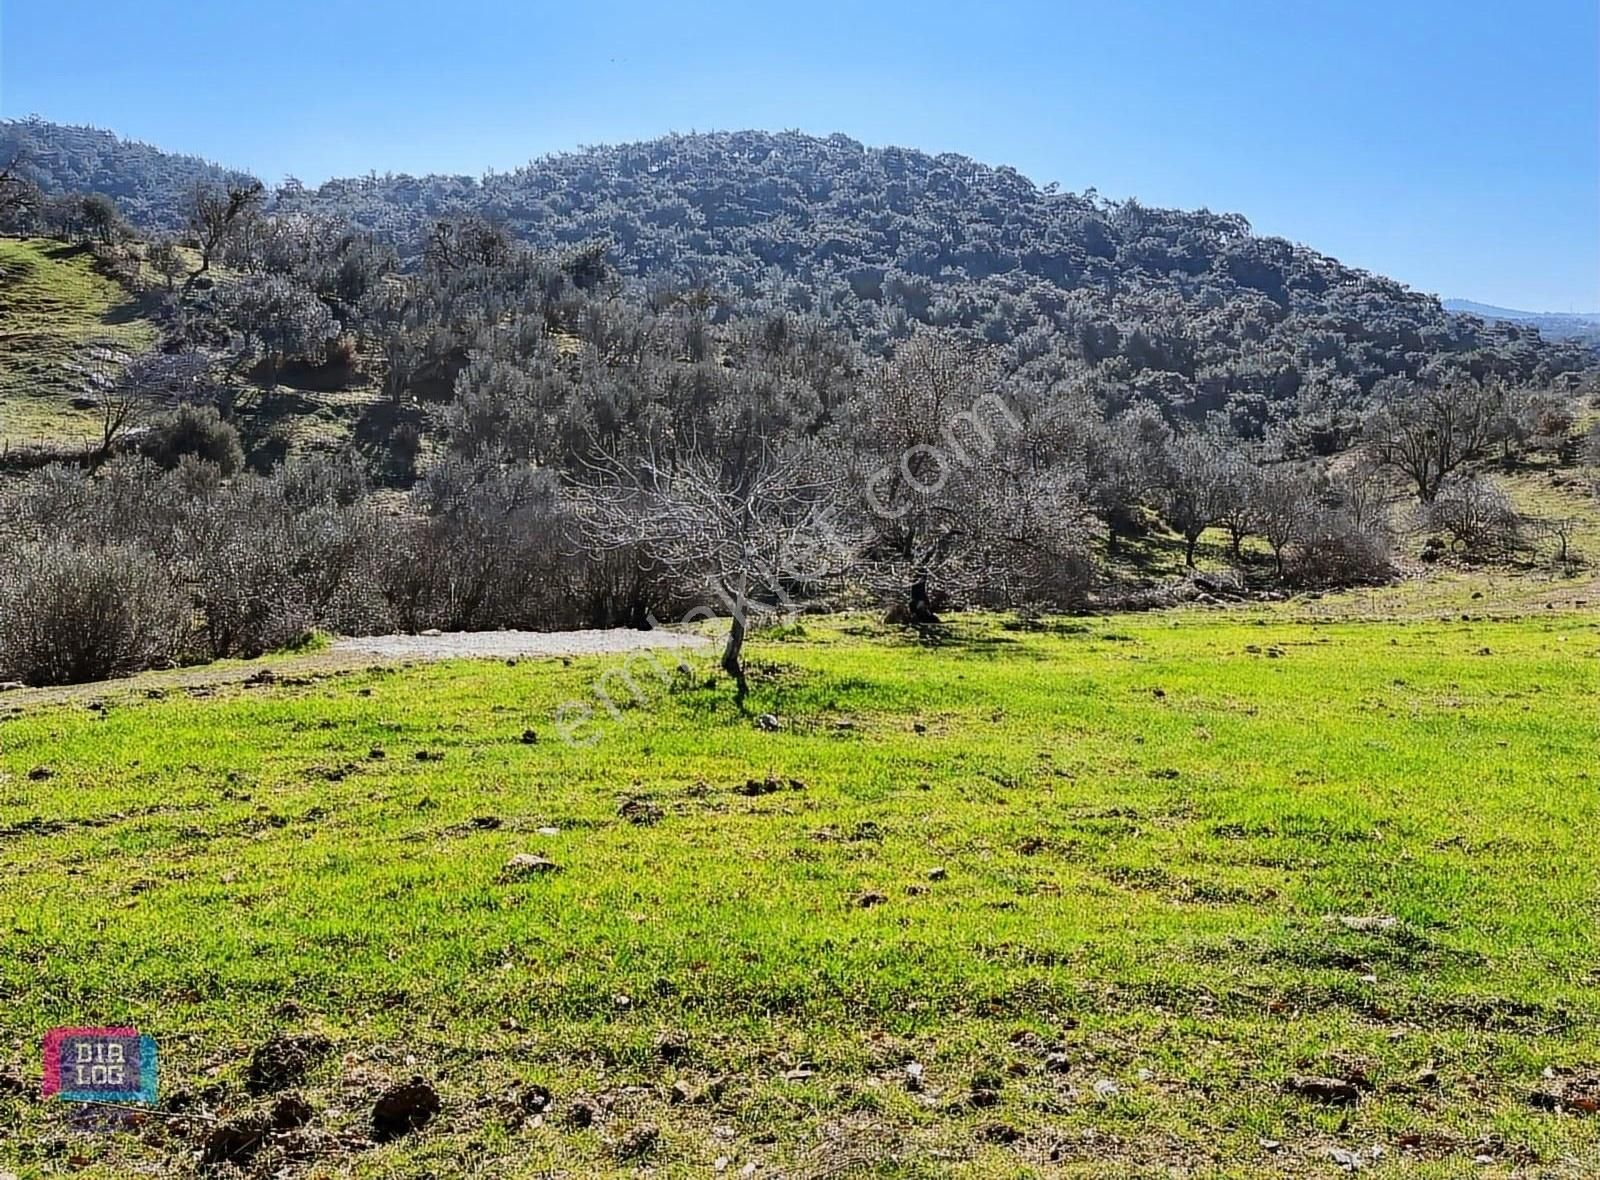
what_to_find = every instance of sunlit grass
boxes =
[0,610,1596,1176]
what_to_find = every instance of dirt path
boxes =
[0,627,712,713]
[333,627,711,660]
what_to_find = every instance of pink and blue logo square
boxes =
[42,1028,157,1105]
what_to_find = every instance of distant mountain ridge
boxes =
[1443,299,1600,344]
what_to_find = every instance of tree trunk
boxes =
[721,611,748,706]
[1185,534,1199,567]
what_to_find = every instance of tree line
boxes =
[0,164,1593,690]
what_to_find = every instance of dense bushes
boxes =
[0,543,189,685]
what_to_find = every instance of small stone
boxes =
[855,891,888,908]
[927,866,948,881]
[904,1062,925,1092]
[755,713,781,731]
[500,853,560,881]
[1093,1079,1120,1098]
[520,729,539,744]
[536,826,560,836]
[669,1080,693,1104]
[1044,1052,1071,1074]
[1335,914,1400,932]
[421,628,443,637]
[26,766,52,782]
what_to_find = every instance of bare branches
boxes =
[1363,378,1498,502]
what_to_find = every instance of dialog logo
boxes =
[42,1027,158,1106]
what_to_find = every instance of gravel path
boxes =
[333,627,712,660]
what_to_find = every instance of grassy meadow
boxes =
[0,609,1597,1177]
[0,238,158,451]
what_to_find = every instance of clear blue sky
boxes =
[2,0,1596,309]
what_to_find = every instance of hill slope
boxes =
[0,238,157,450]
[5,120,1592,439]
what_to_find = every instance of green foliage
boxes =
[137,404,244,474]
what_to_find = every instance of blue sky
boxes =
[2,0,1595,309]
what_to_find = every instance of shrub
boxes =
[1284,510,1393,587]
[139,405,244,475]
[1425,476,1525,560]
[0,543,189,685]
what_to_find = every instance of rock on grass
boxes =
[500,853,561,881]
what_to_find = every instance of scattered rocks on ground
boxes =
[501,853,561,881]
[1529,1074,1600,1115]
[370,1076,440,1142]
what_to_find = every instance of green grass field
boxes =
[1,610,1597,1177]
[0,238,158,450]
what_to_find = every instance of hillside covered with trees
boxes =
[0,117,1596,691]
[4,118,1592,445]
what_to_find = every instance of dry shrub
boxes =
[0,543,189,685]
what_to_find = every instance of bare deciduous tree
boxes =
[93,351,213,464]
[1363,378,1497,503]
[572,441,850,703]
